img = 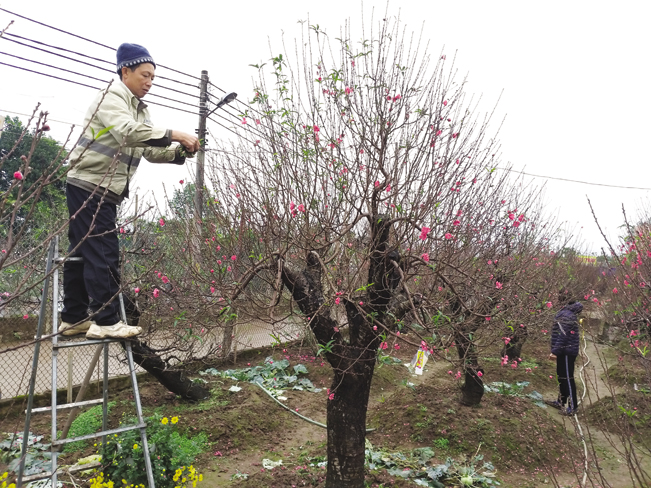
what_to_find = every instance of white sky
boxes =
[1,0,649,253]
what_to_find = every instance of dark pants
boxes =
[556,354,578,410]
[61,184,120,326]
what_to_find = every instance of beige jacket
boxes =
[67,81,182,204]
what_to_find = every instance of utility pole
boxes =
[192,70,208,267]
[194,70,209,223]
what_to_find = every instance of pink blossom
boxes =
[159,218,165,226]
[477,371,483,377]
[345,86,352,95]
[444,233,453,240]
[496,281,503,289]
[297,204,305,212]
[153,288,160,298]
[179,179,184,184]
[210,286,215,294]
[231,255,237,261]
[217,260,222,265]
[546,301,553,308]
[386,184,391,192]
[359,301,364,306]
[23,314,29,319]
[255,119,261,125]
[335,297,340,305]
[419,227,430,240]
[380,342,388,350]
[290,202,295,211]
[13,171,23,180]
[227,266,232,272]
[161,276,170,284]
[613,288,618,294]
[241,118,247,124]
[455,371,461,379]
[443,100,448,106]
[374,180,380,187]
[313,125,320,132]
[394,344,400,350]
[134,287,140,294]
[373,325,377,330]
[421,253,430,262]
[453,220,460,226]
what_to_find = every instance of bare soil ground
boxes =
[1,327,649,488]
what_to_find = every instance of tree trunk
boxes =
[325,355,375,487]
[455,325,484,406]
[501,325,528,360]
[128,341,210,401]
[123,295,210,401]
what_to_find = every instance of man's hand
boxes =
[549,353,557,360]
[171,130,200,153]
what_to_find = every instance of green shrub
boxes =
[98,413,206,488]
[64,402,115,453]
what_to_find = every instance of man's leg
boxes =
[61,184,91,324]
[557,354,569,407]
[565,355,578,411]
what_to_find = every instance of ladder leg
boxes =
[51,237,60,487]
[102,343,109,447]
[126,341,155,488]
[18,241,55,486]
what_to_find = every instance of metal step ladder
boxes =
[17,238,155,487]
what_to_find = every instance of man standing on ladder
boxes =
[59,43,200,340]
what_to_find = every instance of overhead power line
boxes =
[1,63,199,115]
[3,32,199,89]
[0,36,199,99]
[499,167,651,191]
[0,7,200,80]
[0,109,77,126]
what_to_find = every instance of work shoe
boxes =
[86,321,142,340]
[559,407,579,417]
[544,399,564,410]
[59,320,93,336]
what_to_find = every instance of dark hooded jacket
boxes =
[550,302,583,356]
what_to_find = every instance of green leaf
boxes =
[94,125,114,140]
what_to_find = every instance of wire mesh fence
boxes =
[0,251,308,401]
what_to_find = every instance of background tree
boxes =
[139,16,577,488]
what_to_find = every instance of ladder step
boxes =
[54,337,135,349]
[54,256,83,263]
[53,422,146,446]
[21,461,103,483]
[29,398,104,414]
[22,471,53,483]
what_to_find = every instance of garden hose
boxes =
[574,322,590,487]
[254,382,375,433]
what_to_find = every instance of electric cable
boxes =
[0,7,200,80]
[0,37,199,99]
[498,166,651,191]
[0,50,109,84]
[0,61,101,90]
[2,32,198,88]
[0,109,77,126]
[206,116,258,146]
[1,63,199,116]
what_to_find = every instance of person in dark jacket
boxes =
[546,301,583,415]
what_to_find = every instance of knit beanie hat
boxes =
[116,43,156,72]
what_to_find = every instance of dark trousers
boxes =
[556,354,578,410]
[61,184,120,326]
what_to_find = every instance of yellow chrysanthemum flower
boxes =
[171,416,179,424]
[161,417,169,425]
